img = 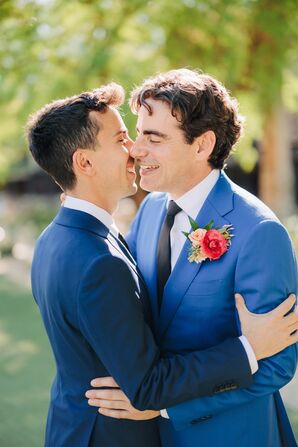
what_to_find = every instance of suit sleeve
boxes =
[166,219,297,430]
[77,253,252,411]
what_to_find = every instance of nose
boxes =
[130,135,147,159]
[125,135,134,151]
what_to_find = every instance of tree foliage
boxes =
[0,0,297,182]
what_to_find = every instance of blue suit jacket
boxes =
[31,206,252,447]
[127,172,298,447]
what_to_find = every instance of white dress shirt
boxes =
[160,170,258,419]
[63,196,119,236]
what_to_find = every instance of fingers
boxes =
[88,398,101,408]
[235,293,251,315]
[86,388,128,402]
[283,310,298,328]
[91,377,119,388]
[88,398,129,410]
[235,293,297,319]
[283,332,298,350]
[272,294,296,317]
[98,408,132,419]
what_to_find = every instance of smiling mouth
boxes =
[139,164,160,174]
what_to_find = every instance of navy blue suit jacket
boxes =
[31,207,252,447]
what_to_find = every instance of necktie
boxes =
[118,233,131,252]
[157,200,182,310]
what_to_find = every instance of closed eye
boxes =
[149,139,161,144]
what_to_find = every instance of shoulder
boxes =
[229,190,293,256]
[137,192,167,216]
[129,192,167,234]
[140,192,167,208]
[223,175,279,227]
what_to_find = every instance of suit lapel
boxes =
[144,198,167,335]
[158,172,234,339]
[55,207,146,288]
[107,234,148,288]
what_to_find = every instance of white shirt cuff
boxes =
[160,408,169,418]
[239,335,258,374]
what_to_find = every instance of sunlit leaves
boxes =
[0,0,297,182]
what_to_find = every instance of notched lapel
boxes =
[159,173,234,339]
[107,234,147,289]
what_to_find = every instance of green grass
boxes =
[0,275,54,447]
[0,274,297,446]
[288,409,298,441]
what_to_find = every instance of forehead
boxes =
[136,99,180,130]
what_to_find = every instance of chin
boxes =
[139,179,156,193]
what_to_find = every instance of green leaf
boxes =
[188,216,199,231]
[182,231,190,238]
[205,219,214,230]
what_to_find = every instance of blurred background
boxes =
[0,0,298,445]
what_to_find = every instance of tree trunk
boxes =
[259,105,295,217]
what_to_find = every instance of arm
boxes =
[78,254,253,411]
[165,220,298,430]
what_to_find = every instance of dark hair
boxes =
[130,69,244,169]
[26,83,125,190]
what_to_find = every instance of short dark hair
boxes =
[26,83,125,190]
[130,69,244,169]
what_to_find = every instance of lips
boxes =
[139,164,160,175]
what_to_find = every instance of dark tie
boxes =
[118,233,131,252]
[157,200,182,310]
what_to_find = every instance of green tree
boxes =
[1,0,297,209]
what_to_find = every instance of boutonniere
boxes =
[183,218,233,263]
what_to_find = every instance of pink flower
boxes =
[201,229,228,260]
[188,228,207,246]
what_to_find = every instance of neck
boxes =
[170,167,213,200]
[66,187,119,215]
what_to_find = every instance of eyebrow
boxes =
[113,129,128,137]
[136,128,168,139]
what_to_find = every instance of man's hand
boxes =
[86,377,160,420]
[235,293,298,360]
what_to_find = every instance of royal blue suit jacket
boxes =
[127,172,298,447]
[31,206,252,447]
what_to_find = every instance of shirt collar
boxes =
[169,169,220,219]
[63,196,119,236]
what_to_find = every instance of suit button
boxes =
[190,415,212,424]
[213,381,238,394]
[190,419,200,425]
[213,385,221,394]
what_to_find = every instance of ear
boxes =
[72,149,95,177]
[195,130,216,160]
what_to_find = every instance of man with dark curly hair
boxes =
[28,81,297,447]
[89,69,297,447]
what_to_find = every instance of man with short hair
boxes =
[89,70,298,447]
